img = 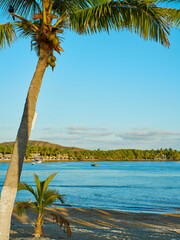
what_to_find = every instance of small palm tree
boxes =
[15,172,71,238]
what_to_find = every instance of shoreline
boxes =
[10,207,180,239]
[1,159,180,163]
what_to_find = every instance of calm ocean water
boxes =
[1,161,180,213]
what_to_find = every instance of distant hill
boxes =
[0,140,84,151]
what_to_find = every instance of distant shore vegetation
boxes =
[0,141,180,161]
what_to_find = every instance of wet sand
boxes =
[10,207,180,240]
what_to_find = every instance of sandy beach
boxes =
[10,207,180,240]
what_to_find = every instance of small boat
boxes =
[32,162,36,165]
[36,159,42,164]
[91,163,98,167]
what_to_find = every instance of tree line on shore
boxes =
[0,144,180,161]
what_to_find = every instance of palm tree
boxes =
[0,0,180,239]
[15,172,71,238]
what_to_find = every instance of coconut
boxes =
[23,24,29,31]
[49,33,56,41]
[52,38,59,46]
[51,56,56,62]
[47,57,51,64]
[50,62,56,68]
[19,22,23,28]
[26,21,32,27]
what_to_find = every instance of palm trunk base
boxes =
[34,216,43,238]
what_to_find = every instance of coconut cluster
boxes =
[47,55,56,71]
[18,20,62,71]
[49,33,59,47]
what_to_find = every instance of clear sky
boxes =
[1,13,180,150]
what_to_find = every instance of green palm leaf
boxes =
[18,182,36,196]
[0,23,17,49]
[18,182,39,202]
[1,0,180,50]
[157,0,180,28]
[15,201,38,215]
[33,173,42,202]
[33,173,58,209]
[52,0,99,16]
[0,0,41,18]
[43,189,65,208]
[69,0,171,46]
[14,202,32,215]
[41,172,57,196]
[158,0,180,3]
[15,23,36,38]
[163,8,180,28]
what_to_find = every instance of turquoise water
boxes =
[1,161,180,213]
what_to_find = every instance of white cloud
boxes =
[67,125,113,137]
[68,126,107,131]
[116,128,180,141]
[42,127,54,131]
[29,126,180,150]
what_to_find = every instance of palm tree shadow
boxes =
[11,210,67,239]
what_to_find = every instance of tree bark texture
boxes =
[0,45,49,240]
[34,213,43,238]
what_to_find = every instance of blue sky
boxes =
[1,13,180,150]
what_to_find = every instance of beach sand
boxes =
[10,207,180,240]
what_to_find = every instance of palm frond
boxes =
[41,172,57,196]
[18,182,38,202]
[13,22,40,54]
[0,23,17,49]
[52,0,99,16]
[164,8,180,28]
[69,0,171,47]
[44,212,71,237]
[15,23,36,39]
[43,189,65,208]
[158,0,180,3]
[157,0,180,28]
[33,172,58,204]
[34,173,42,200]
[0,0,41,18]
[14,201,34,215]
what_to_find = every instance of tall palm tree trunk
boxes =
[0,44,49,240]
